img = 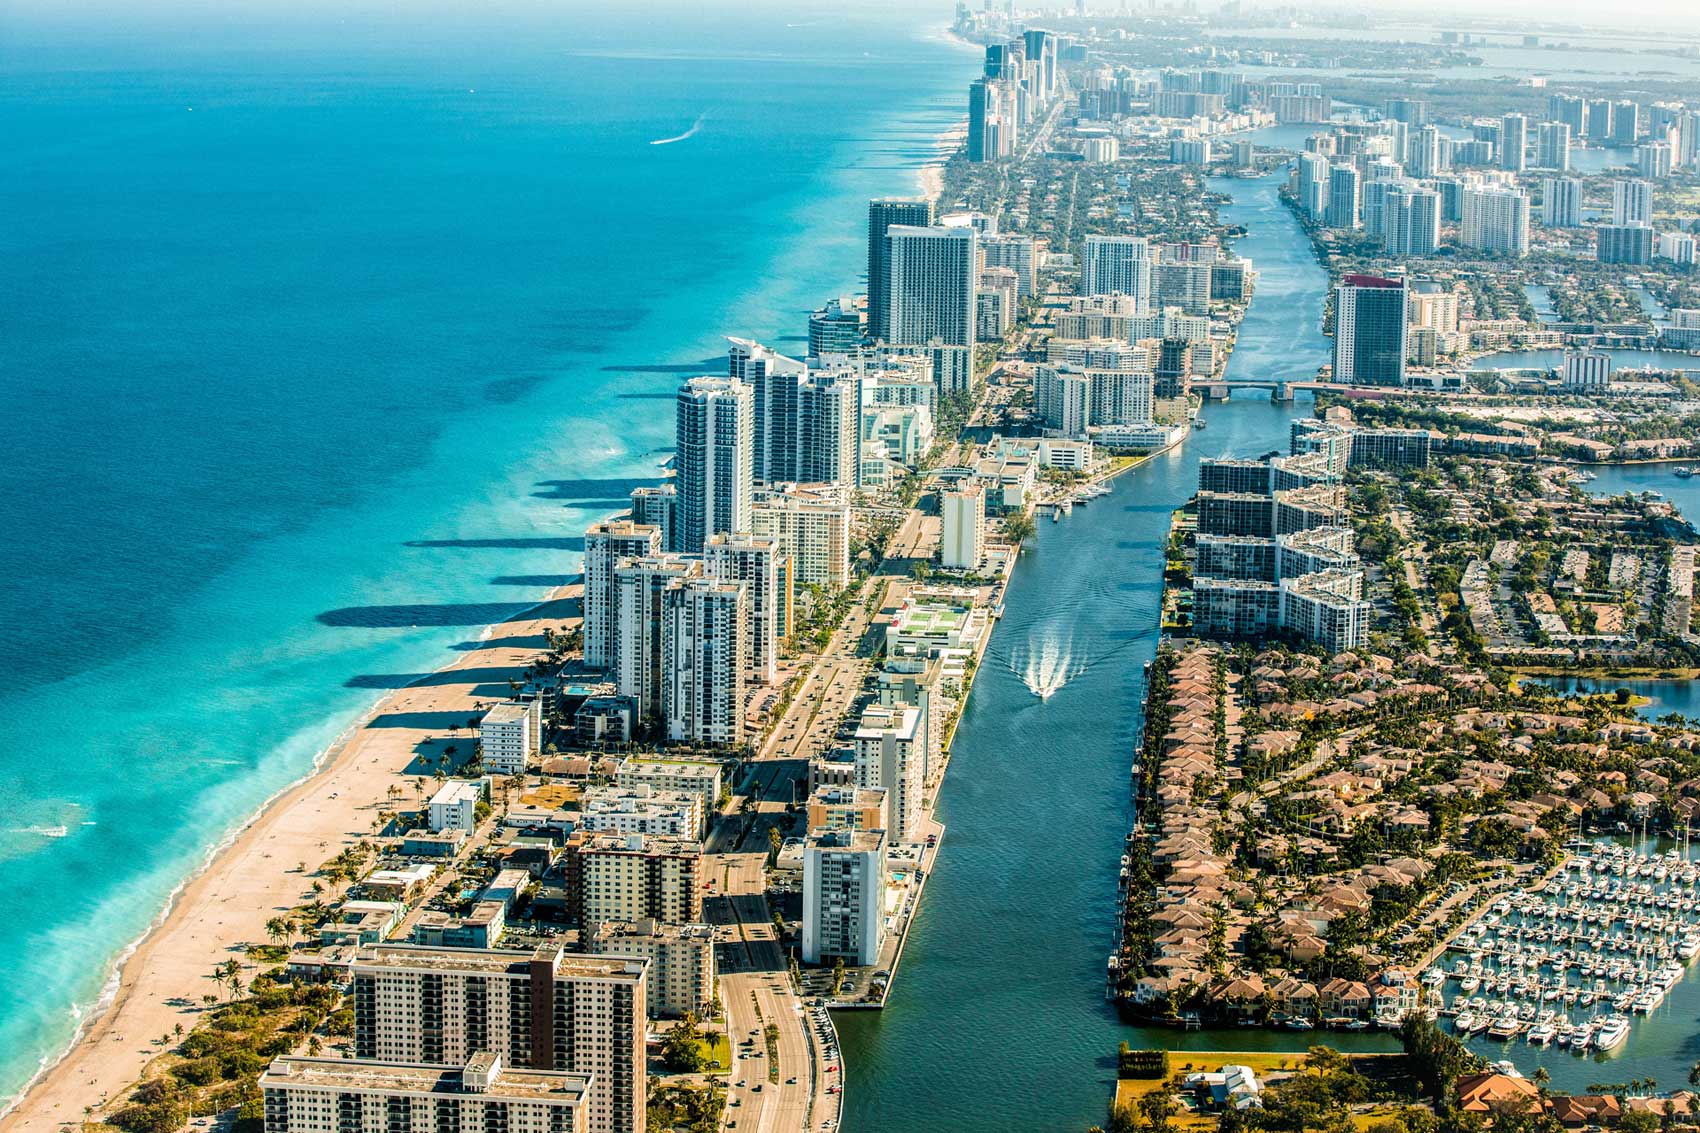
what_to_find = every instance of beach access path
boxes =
[1,589,581,1133]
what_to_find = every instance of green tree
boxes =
[660,1014,709,1074]
[1136,1089,1176,1133]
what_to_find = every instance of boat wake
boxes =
[1017,633,1077,700]
[650,113,708,146]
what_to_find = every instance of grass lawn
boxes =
[1113,1051,1399,1129]
[703,1034,732,1073]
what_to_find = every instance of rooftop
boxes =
[260,1056,591,1104]
[354,943,645,982]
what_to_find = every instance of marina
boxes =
[1435,843,1700,1060]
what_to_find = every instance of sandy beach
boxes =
[918,119,968,202]
[0,588,581,1133]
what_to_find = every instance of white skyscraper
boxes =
[797,371,862,487]
[614,555,699,728]
[1382,186,1440,256]
[705,532,785,684]
[884,225,978,357]
[728,337,806,485]
[1500,113,1528,172]
[941,481,985,570]
[1409,124,1442,178]
[853,703,925,843]
[1326,164,1361,229]
[1613,179,1654,226]
[802,829,887,966]
[582,519,661,669]
[750,485,851,592]
[662,578,747,746]
[1542,177,1584,228]
[674,376,753,554]
[1081,235,1153,306]
[1460,185,1531,257]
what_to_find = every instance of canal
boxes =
[837,170,1376,1132]
[840,164,1700,1129]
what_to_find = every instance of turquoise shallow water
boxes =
[0,0,972,1106]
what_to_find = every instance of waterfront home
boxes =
[1183,1065,1263,1111]
[1318,977,1372,1020]
[1268,976,1319,1018]
[1549,1096,1621,1128]
[1456,1073,1543,1116]
[1623,1092,1700,1121]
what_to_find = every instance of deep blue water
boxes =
[0,0,972,1106]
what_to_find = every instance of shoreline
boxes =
[916,118,968,202]
[0,585,580,1133]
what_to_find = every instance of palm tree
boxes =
[265,916,289,946]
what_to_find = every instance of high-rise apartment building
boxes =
[260,1056,592,1133]
[980,233,1037,299]
[884,225,978,364]
[662,578,746,746]
[1333,274,1408,386]
[1409,124,1442,178]
[802,829,887,966]
[729,337,806,486]
[628,485,676,552]
[853,703,925,843]
[867,198,935,341]
[1081,235,1152,305]
[674,376,752,554]
[941,481,985,571]
[1382,186,1440,256]
[1597,224,1654,265]
[613,555,699,728]
[1500,113,1527,171]
[797,372,862,487]
[705,532,786,684]
[582,520,661,670]
[349,944,647,1133]
[1326,164,1361,229]
[750,485,851,592]
[1613,179,1653,226]
[1542,176,1584,227]
[1538,121,1571,170]
[561,830,703,928]
[1460,185,1531,256]
[808,297,864,357]
[479,701,540,776]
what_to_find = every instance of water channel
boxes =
[840,164,1700,1130]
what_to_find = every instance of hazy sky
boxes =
[1236,0,1700,34]
[8,0,1700,45]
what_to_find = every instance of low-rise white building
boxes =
[479,700,540,776]
[428,780,483,833]
[613,758,723,812]
[577,785,704,840]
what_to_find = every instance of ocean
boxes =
[0,0,971,1106]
